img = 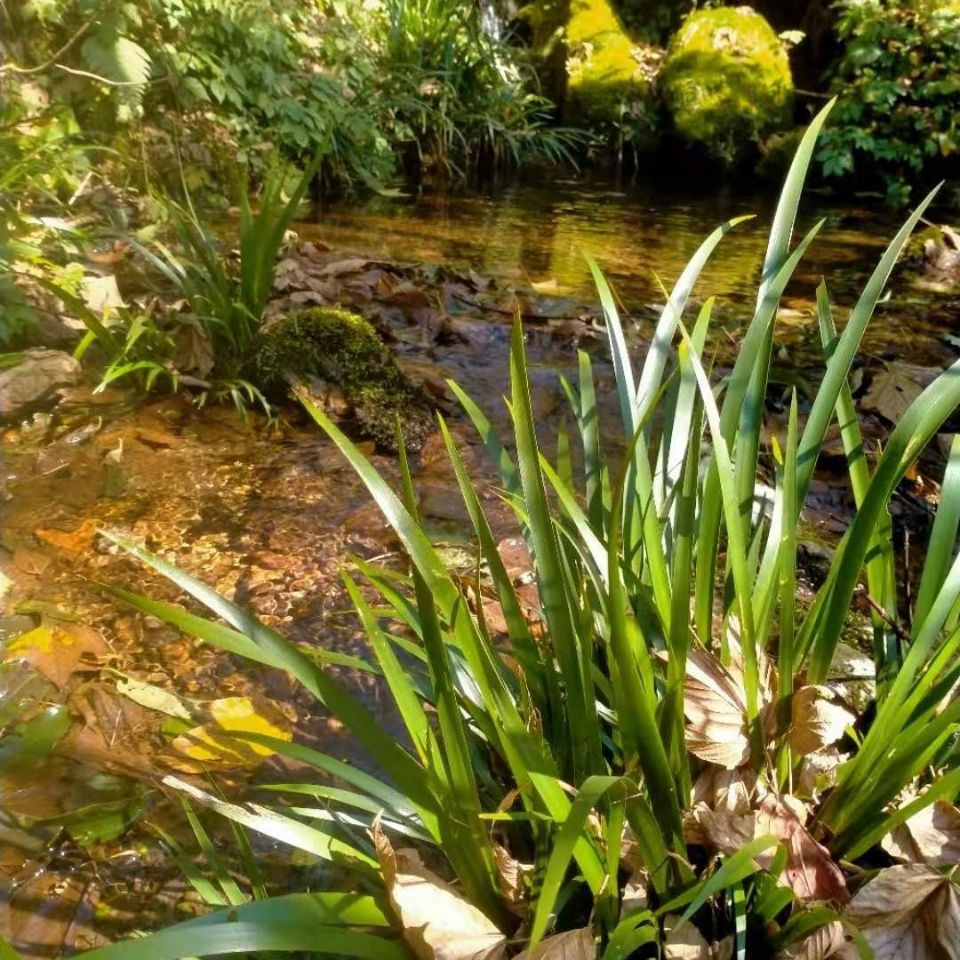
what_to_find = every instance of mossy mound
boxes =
[252,307,434,452]
[565,0,656,138]
[660,6,793,165]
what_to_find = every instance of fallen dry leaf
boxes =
[844,864,960,960]
[775,921,849,960]
[374,823,507,960]
[663,915,733,960]
[4,624,107,689]
[691,765,759,814]
[690,795,847,904]
[684,648,752,769]
[492,842,531,913]
[882,800,960,870]
[789,685,855,755]
[165,696,292,771]
[758,797,848,904]
[513,929,595,960]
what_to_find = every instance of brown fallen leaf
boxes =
[775,921,849,960]
[844,864,960,960]
[12,544,52,577]
[757,797,848,904]
[513,929,595,960]
[882,800,960,870]
[691,765,759,814]
[684,648,752,769]
[862,362,936,424]
[789,685,855,755]
[4,624,107,689]
[663,915,733,960]
[34,518,98,558]
[374,823,507,960]
[492,842,531,913]
[691,795,847,904]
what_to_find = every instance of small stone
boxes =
[0,349,82,423]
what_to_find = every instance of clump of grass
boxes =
[65,100,960,959]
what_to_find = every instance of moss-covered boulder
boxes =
[660,6,793,165]
[252,307,433,451]
[565,0,657,140]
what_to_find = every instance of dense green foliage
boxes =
[818,0,960,206]
[61,105,960,958]
[1,0,576,195]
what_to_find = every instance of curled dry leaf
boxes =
[789,686,855,756]
[775,921,849,960]
[684,648,752,769]
[844,864,960,960]
[513,928,595,960]
[492,842,532,913]
[882,800,960,870]
[374,823,507,960]
[663,915,733,960]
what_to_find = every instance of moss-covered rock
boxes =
[251,307,433,451]
[565,0,658,141]
[660,6,793,165]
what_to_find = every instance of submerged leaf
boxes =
[167,696,292,770]
[4,624,106,689]
[844,864,960,960]
[374,824,507,960]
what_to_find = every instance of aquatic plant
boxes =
[61,101,960,957]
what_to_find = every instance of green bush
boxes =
[818,0,960,206]
[63,103,960,959]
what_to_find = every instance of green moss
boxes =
[519,0,572,105]
[565,0,654,131]
[252,307,433,451]
[661,6,793,165]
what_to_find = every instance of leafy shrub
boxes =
[67,104,960,958]
[818,0,960,206]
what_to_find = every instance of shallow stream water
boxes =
[1,176,956,955]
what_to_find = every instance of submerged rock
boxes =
[660,6,793,165]
[0,349,82,423]
[251,307,434,452]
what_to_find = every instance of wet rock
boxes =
[661,6,793,165]
[251,307,435,452]
[797,538,835,587]
[0,350,82,424]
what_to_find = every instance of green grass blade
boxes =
[914,434,960,628]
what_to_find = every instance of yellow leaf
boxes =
[167,696,291,770]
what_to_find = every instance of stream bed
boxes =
[1,177,957,955]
